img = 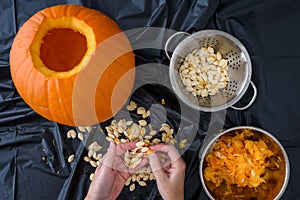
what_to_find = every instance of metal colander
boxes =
[166,30,257,112]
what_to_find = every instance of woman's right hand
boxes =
[148,144,186,200]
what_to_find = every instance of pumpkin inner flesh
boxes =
[40,28,87,72]
[30,17,96,78]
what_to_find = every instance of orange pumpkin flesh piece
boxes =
[10,5,135,126]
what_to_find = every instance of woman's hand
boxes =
[85,142,147,200]
[148,144,186,200]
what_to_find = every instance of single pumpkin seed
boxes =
[67,129,76,139]
[125,177,131,186]
[108,132,115,139]
[90,160,98,168]
[137,107,146,115]
[144,135,152,140]
[136,175,141,182]
[129,183,135,191]
[179,139,187,149]
[106,136,113,142]
[138,181,147,187]
[121,138,128,143]
[149,130,157,136]
[84,156,91,162]
[136,141,145,147]
[142,110,150,118]
[143,175,149,181]
[131,174,137,182]
[89,173,94,181]
[68,154,75,163]
[85,126,92,132]
[78,132,84,141]
[138,120,147,127]
[141,147,149,153]
[149,173,155,180]
[152,138,161,144]
[78,126,86,132]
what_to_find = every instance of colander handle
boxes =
[165,31,190,60]
[230,81,257,110]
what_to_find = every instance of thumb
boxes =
[148,153,167,182]
[101,142,116,168]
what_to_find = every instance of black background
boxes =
[0,0,299,199]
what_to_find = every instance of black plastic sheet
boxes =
[0,0,300,199]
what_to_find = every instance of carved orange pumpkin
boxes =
[10,5,135,126]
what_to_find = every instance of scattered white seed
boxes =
[141,147,149,153]
[142,111,150,118]
[149,130,157,136]
[137,107,146,115]
[88,150,94,158]
[96,154,103,161]
[136,141,145,147]
[127,101,137,111]
[67,129,76,139]
[143,175,149,181]
[144,135,153,140]
[149,173,155,180]
[129,183,135,191]
[125,177,131,186]
[121,138,129,143]
[138,120,147,127]
[78,126,86,132]
[126,120,133,126]
[138,181,147,186]
[68,154,75,163]
[90,173,94,181]
[78,132,84,141]
[85,126,92,132]
[179,139,187,149]
[84,156,91,162]
[152,138,161,144]
[90,160,98,168]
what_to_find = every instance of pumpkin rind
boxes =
[10,5,135,126]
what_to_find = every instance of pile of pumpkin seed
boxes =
[66,100,188,192]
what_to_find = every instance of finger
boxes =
[148,153,167,181]
[94,162,102,174]
[119,142,137,150]
[150,144,181,162]
[161,158,172,170]
[149,143,165,151]
[115,142,137,156]
[113,155,130,174]
[127,158,149,174]
[101,142,116,168]
[162,163,171,173]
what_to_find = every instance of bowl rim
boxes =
[199,126,290,200]
[169,29,252,112]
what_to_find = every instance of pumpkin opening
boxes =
[40,28,87,72]
[30,17,96,78]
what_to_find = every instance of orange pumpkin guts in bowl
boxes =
[199,127,289,200]
[10,5,135,126]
